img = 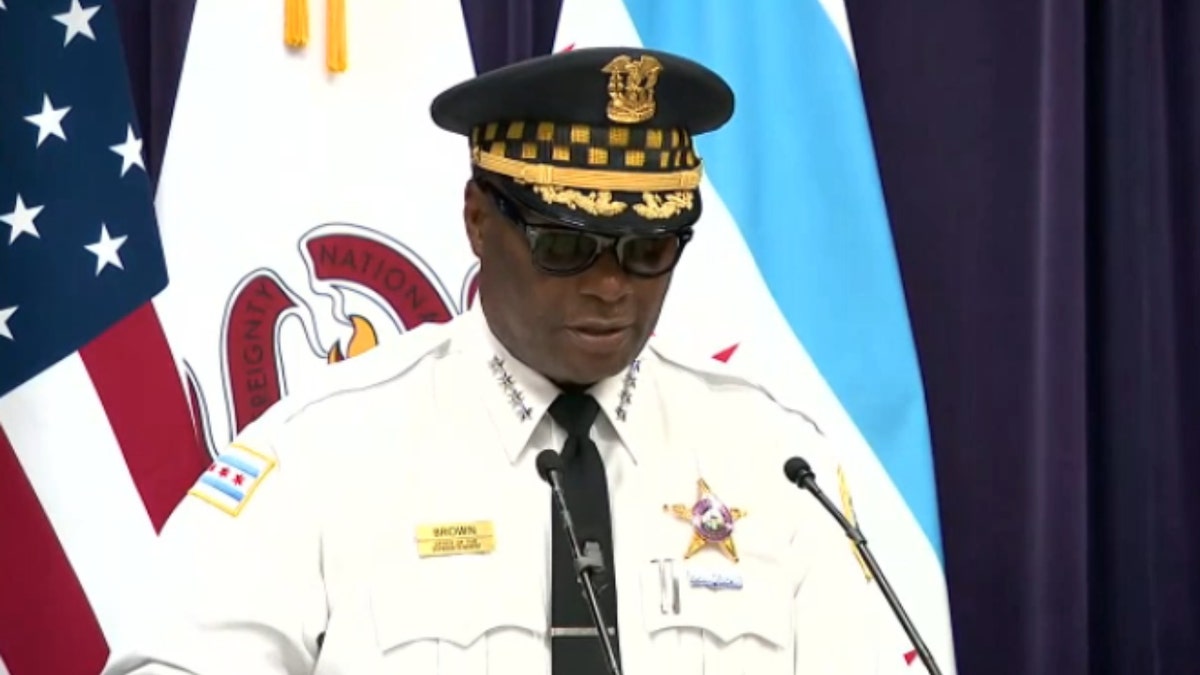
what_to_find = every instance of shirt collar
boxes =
[459,302,663,466]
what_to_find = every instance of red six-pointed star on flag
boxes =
[712,343,739,363]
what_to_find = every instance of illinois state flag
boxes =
[91,1,475,667]
[149,1,478,462]
[554,1,959,672]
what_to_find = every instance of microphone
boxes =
[535,450,623,675]
[783,456,943,675]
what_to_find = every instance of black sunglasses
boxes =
[483,183,693,278]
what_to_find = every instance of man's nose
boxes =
[578,246,633,303]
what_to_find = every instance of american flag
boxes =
[0,2,207,673]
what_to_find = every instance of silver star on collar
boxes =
[615,359,641,422]
[489,356,532,421]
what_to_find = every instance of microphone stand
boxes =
[544,468,623,675]
[789,465,943,675]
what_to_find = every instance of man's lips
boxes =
[567,322,633,334]
[565,322,634,351]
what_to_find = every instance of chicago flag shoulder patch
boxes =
[188,443,276,517]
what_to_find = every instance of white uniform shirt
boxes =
[102,306,879,675]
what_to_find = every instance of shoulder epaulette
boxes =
[647,336,824,436]
[265,318,457,427]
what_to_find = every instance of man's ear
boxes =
[463,178,487,258]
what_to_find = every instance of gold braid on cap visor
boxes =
[473,149,701,220]
[468,121,705,220]
[471,147,703,192]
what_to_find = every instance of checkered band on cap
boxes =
[471,121,699,173]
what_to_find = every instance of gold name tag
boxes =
[415,520,496,557]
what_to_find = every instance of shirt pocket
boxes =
[639,559,794,675]
[369,553,548,675]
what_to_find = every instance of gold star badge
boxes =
[664,479,746,563]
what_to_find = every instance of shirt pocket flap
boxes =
[370,556,546,651]
[639,559,792,648]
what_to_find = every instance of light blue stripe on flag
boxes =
[200,474,245,502]
[220,453,261,478]
[623,0,943,558]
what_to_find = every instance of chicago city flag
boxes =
[554,0,958,672]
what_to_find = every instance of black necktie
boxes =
[548,391,621,674]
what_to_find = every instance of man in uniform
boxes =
[102,46,879,675]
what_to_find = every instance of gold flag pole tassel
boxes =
[284,0,309,48]
[326,0,347,72]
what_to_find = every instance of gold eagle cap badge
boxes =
[601,54,663,124]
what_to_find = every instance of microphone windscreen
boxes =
[536,449,564,483]
[783,456,814,484]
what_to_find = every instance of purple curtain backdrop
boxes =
[112,1,1200,673]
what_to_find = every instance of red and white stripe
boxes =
[0,305,208,674]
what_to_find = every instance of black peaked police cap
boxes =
[430,47,735,236]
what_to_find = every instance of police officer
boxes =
[102,46,879,675]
